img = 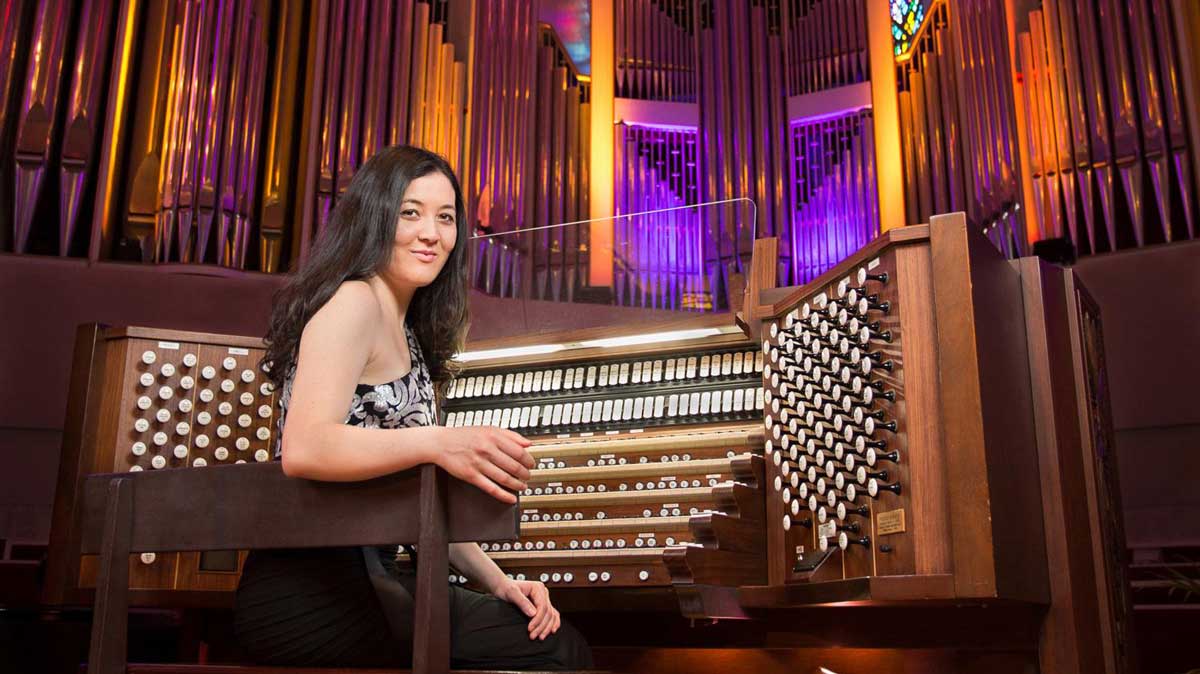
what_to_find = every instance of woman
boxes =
[235,145,593,670]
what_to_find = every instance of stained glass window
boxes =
[890,0,928,57]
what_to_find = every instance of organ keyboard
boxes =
[43,213,1131,674]
[441,319,769,595]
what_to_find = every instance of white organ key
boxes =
[722,389,734,413]
[664,359,676,381]
[503,374,514,395]
[699,391,711,415]
[520,372,532,393]
[685,356,697,378]
[599,365,610,387]
[492,408,503,425]
[453,379,466,398]
[529,406,542,427]
[445,412,458,427]
[602,399,614,422]
[551,404,563,426]
[620,399,634,421]
[687,392,700,415]
[528,370,541,392]
[653,395,665,418]
[591,402,603,423]
[462,410,474,426]
[651,360,663,382]
[551,369,563,390]
[513,372,525,393]
[464,377,477,397]
[743,351,755,373]
[732,354,744,375]
[521,407,533,427]
[633,397,645,420]
[585,366,597,388]
[444,380,456,399]
[667,394,679,417]
[755,387,764,409]
[699,355,711,377]
[492,376,504,396]
[479,409,491,426]
[571,403,583,424]
[500,408,512,428]
[721,353,733,375]
[734,388,745,412]
[631,362,643,383]
[618,362,630,385]
[581,401,593,424]
[563,368,576,389]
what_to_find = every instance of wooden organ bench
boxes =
[45,212,1133,674]
[78,461,543,674]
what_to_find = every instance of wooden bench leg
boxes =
[413,465,450,674]
[89,478,133,674]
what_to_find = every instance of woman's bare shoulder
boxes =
[304,280,381,340]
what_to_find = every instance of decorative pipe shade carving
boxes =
[1015,0,1197,254]
[788,109,879,284]
[613,123,705,311]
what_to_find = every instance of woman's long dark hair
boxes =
[261,145,468,395]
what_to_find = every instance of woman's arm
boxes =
[279,281,533,502]
[449,542,561,640]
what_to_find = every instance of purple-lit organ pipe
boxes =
[59,0,115,257]
[12,0,71,254]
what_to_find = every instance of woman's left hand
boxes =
[493,579,560,640]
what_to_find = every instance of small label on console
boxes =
[580,432,594,437]
[867,257,881,271]
[228,347,250,355]
[876,509,906,535]
[817,522,836,539]
[157,341,180,350]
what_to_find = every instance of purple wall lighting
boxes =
[789,109,880,284]
[613,122,709,311]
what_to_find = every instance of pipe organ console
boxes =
[44,213,1130,673]
[45,327,278,603]
[441,327,768,592]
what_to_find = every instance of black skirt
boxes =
[233,546,594,671]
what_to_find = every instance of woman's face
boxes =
[388,171,458,287]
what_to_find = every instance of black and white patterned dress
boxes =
[272,322,438,458]
[234,319,592,670]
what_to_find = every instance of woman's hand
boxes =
[435,426,534,503]
[493,579,560,640]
